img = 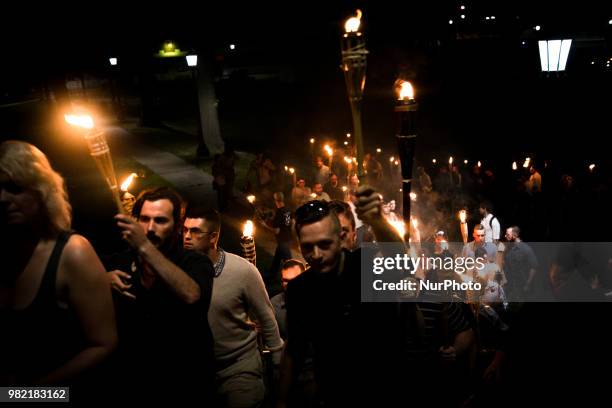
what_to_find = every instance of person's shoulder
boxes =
[287,267,315,291]
[179,249,214,273]
[224,251,262,274]
[61,234,102,266]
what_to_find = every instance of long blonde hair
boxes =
[0,140,71,237]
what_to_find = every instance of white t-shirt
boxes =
[481,213,500,243]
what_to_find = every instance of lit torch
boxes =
[289,167,296,185]
[341,9,368,178]
[240,220,256,265]
[394,79,418,242]
[247,195,256,204]
[512,161,518,171]
[459,210,468,244]
[65,112,126,214]
[324,144,334,169]
[120,173,138,214]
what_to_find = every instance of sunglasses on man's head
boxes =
[295,200,331,223]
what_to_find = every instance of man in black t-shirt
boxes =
[278,187,475,407]
[104,187,215,403]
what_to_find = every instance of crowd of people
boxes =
[1,140,611,407]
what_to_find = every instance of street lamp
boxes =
[341,9,368,179]
[394,79,418,239]
[185,54,208,157]
[538,39,572,72]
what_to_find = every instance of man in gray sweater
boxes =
[183,207,283,408]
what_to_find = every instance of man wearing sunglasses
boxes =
[278,186,406,406]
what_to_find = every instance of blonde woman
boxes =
[0,141,117,386]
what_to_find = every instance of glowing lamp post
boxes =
[64,112,126,214]
[341,9,368,178]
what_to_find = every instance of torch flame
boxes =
[389,220,405,238]
[389,156,395,162]
[242,220,254,238]
[310,193,317,199]
[398,81,415,101]
[247,195,256,204]
[284,165,288,171]
[459,210,467,223]
[342,186,348,192]
[64,113,94,129]
[394,160,399,166]
[589,164,596,171]
[449,156,454,165]
[289,167,295,174]
[411,217,419,229]
[512,161,518,170]
[409,192,417,201]
[324,145,333,157]
[120,173,138,192]
[523,157,531,168]
[344,156,352,164]
[344,9,362,33]
[433,159,437,164]
[309,138,315,144]
[477,161,482,168]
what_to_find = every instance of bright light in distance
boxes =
[109,57,118,66]
[535,25,541,31]
[230,44,236,50]
[186,54,198,67]
[449,19,454,25]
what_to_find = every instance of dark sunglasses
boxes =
[295,200,331,224]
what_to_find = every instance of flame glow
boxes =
[344,156,352,164]
[589,164,596,171]
[284,165,288,171]
[309,138,315,144]
[433,159,437,164]
[459,210,467,223]
[344,9,362,33]
[523,157,531,168]
[411,217,419,229]
[242,220,254,238]
[247,195,256,204]
[289,167,295,174]
[409,192,417,201]
[64,114,94,129]
[512,161,518,170]
[376,148,382,153]
[324,145,333,157]
[398,81,415,100]
[478,161,482,168]
[449,156,454,165]
[389,156,395,162]
[120,173,138,192]
[389,220,405,238]
[342,186,348,192]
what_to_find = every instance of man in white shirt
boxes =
[479,201,501,244]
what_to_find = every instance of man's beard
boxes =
[147,231,175,253]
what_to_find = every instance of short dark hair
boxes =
[508,225,520,237]
[281,258,306,272]
[474,246,487,259]
[295,200,340,237]
[186,206,221,234]
[329,200,355,231]
[479,201,494,213]
[133,187,184,228]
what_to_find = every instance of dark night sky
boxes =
[2,1,611,165]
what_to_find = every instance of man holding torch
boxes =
[104,187,215,403]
